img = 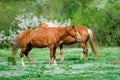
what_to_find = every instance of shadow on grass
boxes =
[25,61,49,66]
[64,57,97,64]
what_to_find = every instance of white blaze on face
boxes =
[76,30,81,41]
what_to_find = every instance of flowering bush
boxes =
[0,31,8,47]
[0,13,71,48]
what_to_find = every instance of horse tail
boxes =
[11,35,19,65]
[88,29,98,60]
[12,36,19,56]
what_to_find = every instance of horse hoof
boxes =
[30,62,33,64]
[80,57,83,60]
[21,62,26,67]
[60,57,64,61]
[50,63,57,66]
[52,64,57,66]
[80,54,84,59]
[54,63,57,66]
[22,64,26,67]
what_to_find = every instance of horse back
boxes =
[30,28,59,47]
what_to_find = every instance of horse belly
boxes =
[62,36,77,44]
[31,40,48,48]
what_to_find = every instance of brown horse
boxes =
[12,26,81,66]
[59,26,98,61]
[39,22,98,61]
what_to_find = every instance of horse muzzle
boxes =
[76,37,80,41]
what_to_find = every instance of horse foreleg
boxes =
[53,46,57,65]
[80,42,88,60]
[49,45,54,65]
[59,44,64,62]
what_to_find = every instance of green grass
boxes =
[0,47,120,80]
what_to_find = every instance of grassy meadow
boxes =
[0,47,120,80]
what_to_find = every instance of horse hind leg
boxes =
[59,44,64,62]
[80,42,88,60]
[24,45,33,64]
[20,46,33,66]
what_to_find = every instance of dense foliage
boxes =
[0,0,120,48]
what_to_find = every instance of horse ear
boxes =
[39,21,41,24]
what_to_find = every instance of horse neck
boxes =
[57,27,69,41]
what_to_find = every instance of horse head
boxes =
[67,26,81,41]
[38,22,48,28]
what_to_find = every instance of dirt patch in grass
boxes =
[111,59,120,64]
